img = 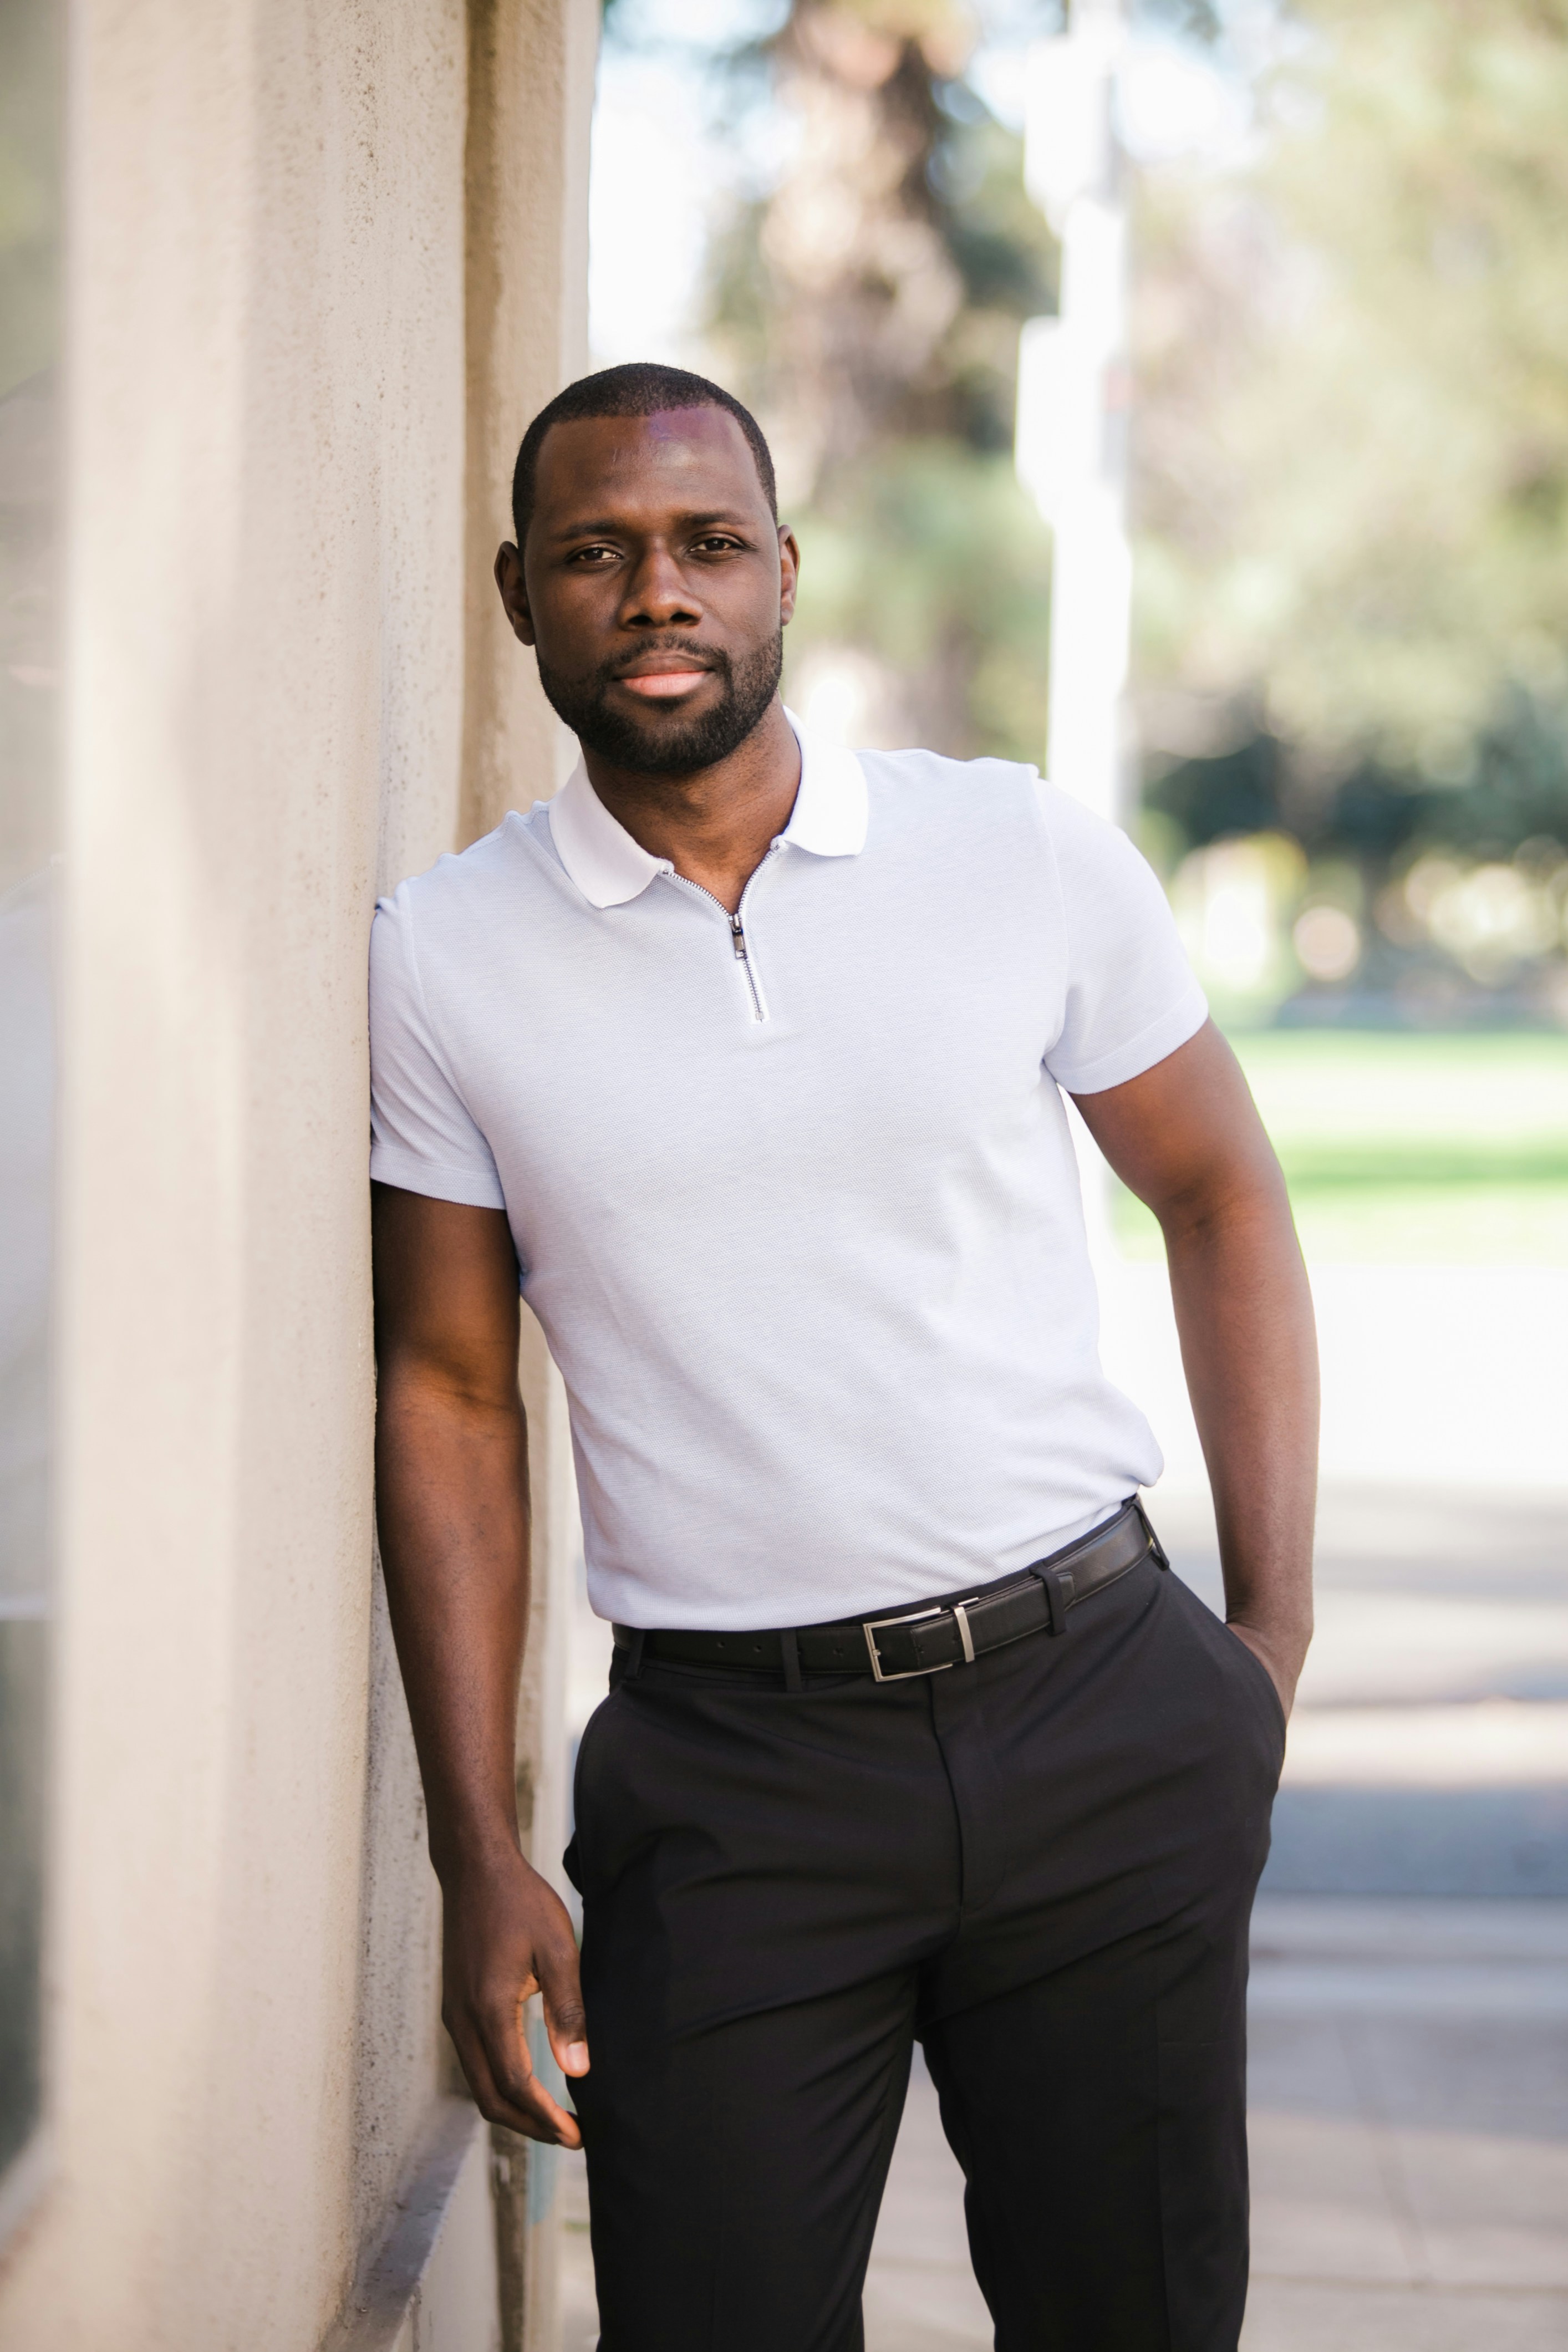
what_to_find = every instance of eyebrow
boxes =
[548,508,755,543]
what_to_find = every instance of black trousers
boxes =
[564,1550,1285,2352]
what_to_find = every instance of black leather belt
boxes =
[613,1498,1167,1684]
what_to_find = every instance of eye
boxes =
[693,534,744,555]
[568,543,622,565]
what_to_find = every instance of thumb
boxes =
[538,1933,590,2076]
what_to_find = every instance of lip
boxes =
[613,655,716,700]
[618,671,711,699]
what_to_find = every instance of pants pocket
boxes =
[1223,1622,1288,1753]
[1164,1572,1287,1786]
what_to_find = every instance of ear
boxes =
[777,525,801,628]
[494,542,536,646]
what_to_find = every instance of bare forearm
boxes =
[1071,1024,1317,1709]
[1162,1185,1317,1692]
[375,1377,531,1880]
[369,1187,584,2144]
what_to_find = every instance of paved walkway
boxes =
[558,1483,1568,2346]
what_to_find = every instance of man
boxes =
[370,362,1315,2351]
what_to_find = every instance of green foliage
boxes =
[1133,0,1568,764]
[1148,686,1568,867]
[1129,0,1568,1021]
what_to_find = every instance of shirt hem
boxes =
[1048,984,1209,1096]
[368,1146,507,1212]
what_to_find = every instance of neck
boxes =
[579,699,801,915]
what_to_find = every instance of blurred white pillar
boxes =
[1016,0,1132,828]
[1017,0,1132,1274]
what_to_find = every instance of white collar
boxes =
[544,707,868,910]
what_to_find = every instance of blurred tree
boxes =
[602,0,1567,1007]
[606,0,1233,762]
[711,2,1055,488]
[704,1,1059,756]
[1133,0,1568,862]
[1147,692,1568,869]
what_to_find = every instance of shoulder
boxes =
[379,807,546,923]
[857,744,1040,801]
[855,745,1051,858]
[370,811,555,1040]
[1027,783,1172,915]
[1030,777,1134,858]
[373,808,556,961]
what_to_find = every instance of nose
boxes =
[618,541,701,630]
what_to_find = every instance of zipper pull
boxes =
[731,914,748,960]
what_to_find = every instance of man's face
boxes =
[496,407,799,775]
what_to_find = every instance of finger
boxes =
[537,1935,590,2076]
[450,2027,548,2142]
[448,2004,581,2147]
[472,2039,583,2147]
[476,2005,584,2150]
[490,2079,583,2149]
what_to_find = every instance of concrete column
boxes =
[0,4,593,2346]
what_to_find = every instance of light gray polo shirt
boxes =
[369,715,1206,1630]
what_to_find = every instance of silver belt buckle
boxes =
[862,1603,954,1683]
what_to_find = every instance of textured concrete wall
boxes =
[463,0,594,838]
[464,5,595,2340]
[0,3,592,2346]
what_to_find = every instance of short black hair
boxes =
[510,363,778,547]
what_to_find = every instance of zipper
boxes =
[727,909,765,1022]
[664,847,777,1023]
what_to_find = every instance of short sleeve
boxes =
[1037,781,1208,1093]
[368,883,507,1209]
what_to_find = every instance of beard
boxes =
[536,630,783,775]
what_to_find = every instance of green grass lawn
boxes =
[1111,1030,1568,1265]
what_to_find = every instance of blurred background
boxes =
[4,1,1562,2344]
[563,4,1568,2346]
[588,0,1568,1232]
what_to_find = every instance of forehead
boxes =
[533,406,766,526]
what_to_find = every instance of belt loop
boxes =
[1041,1567,1074,1636]
[623,1626,646,1683]
[779,1626,803,1693]
[1136,1498,1169,1572]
